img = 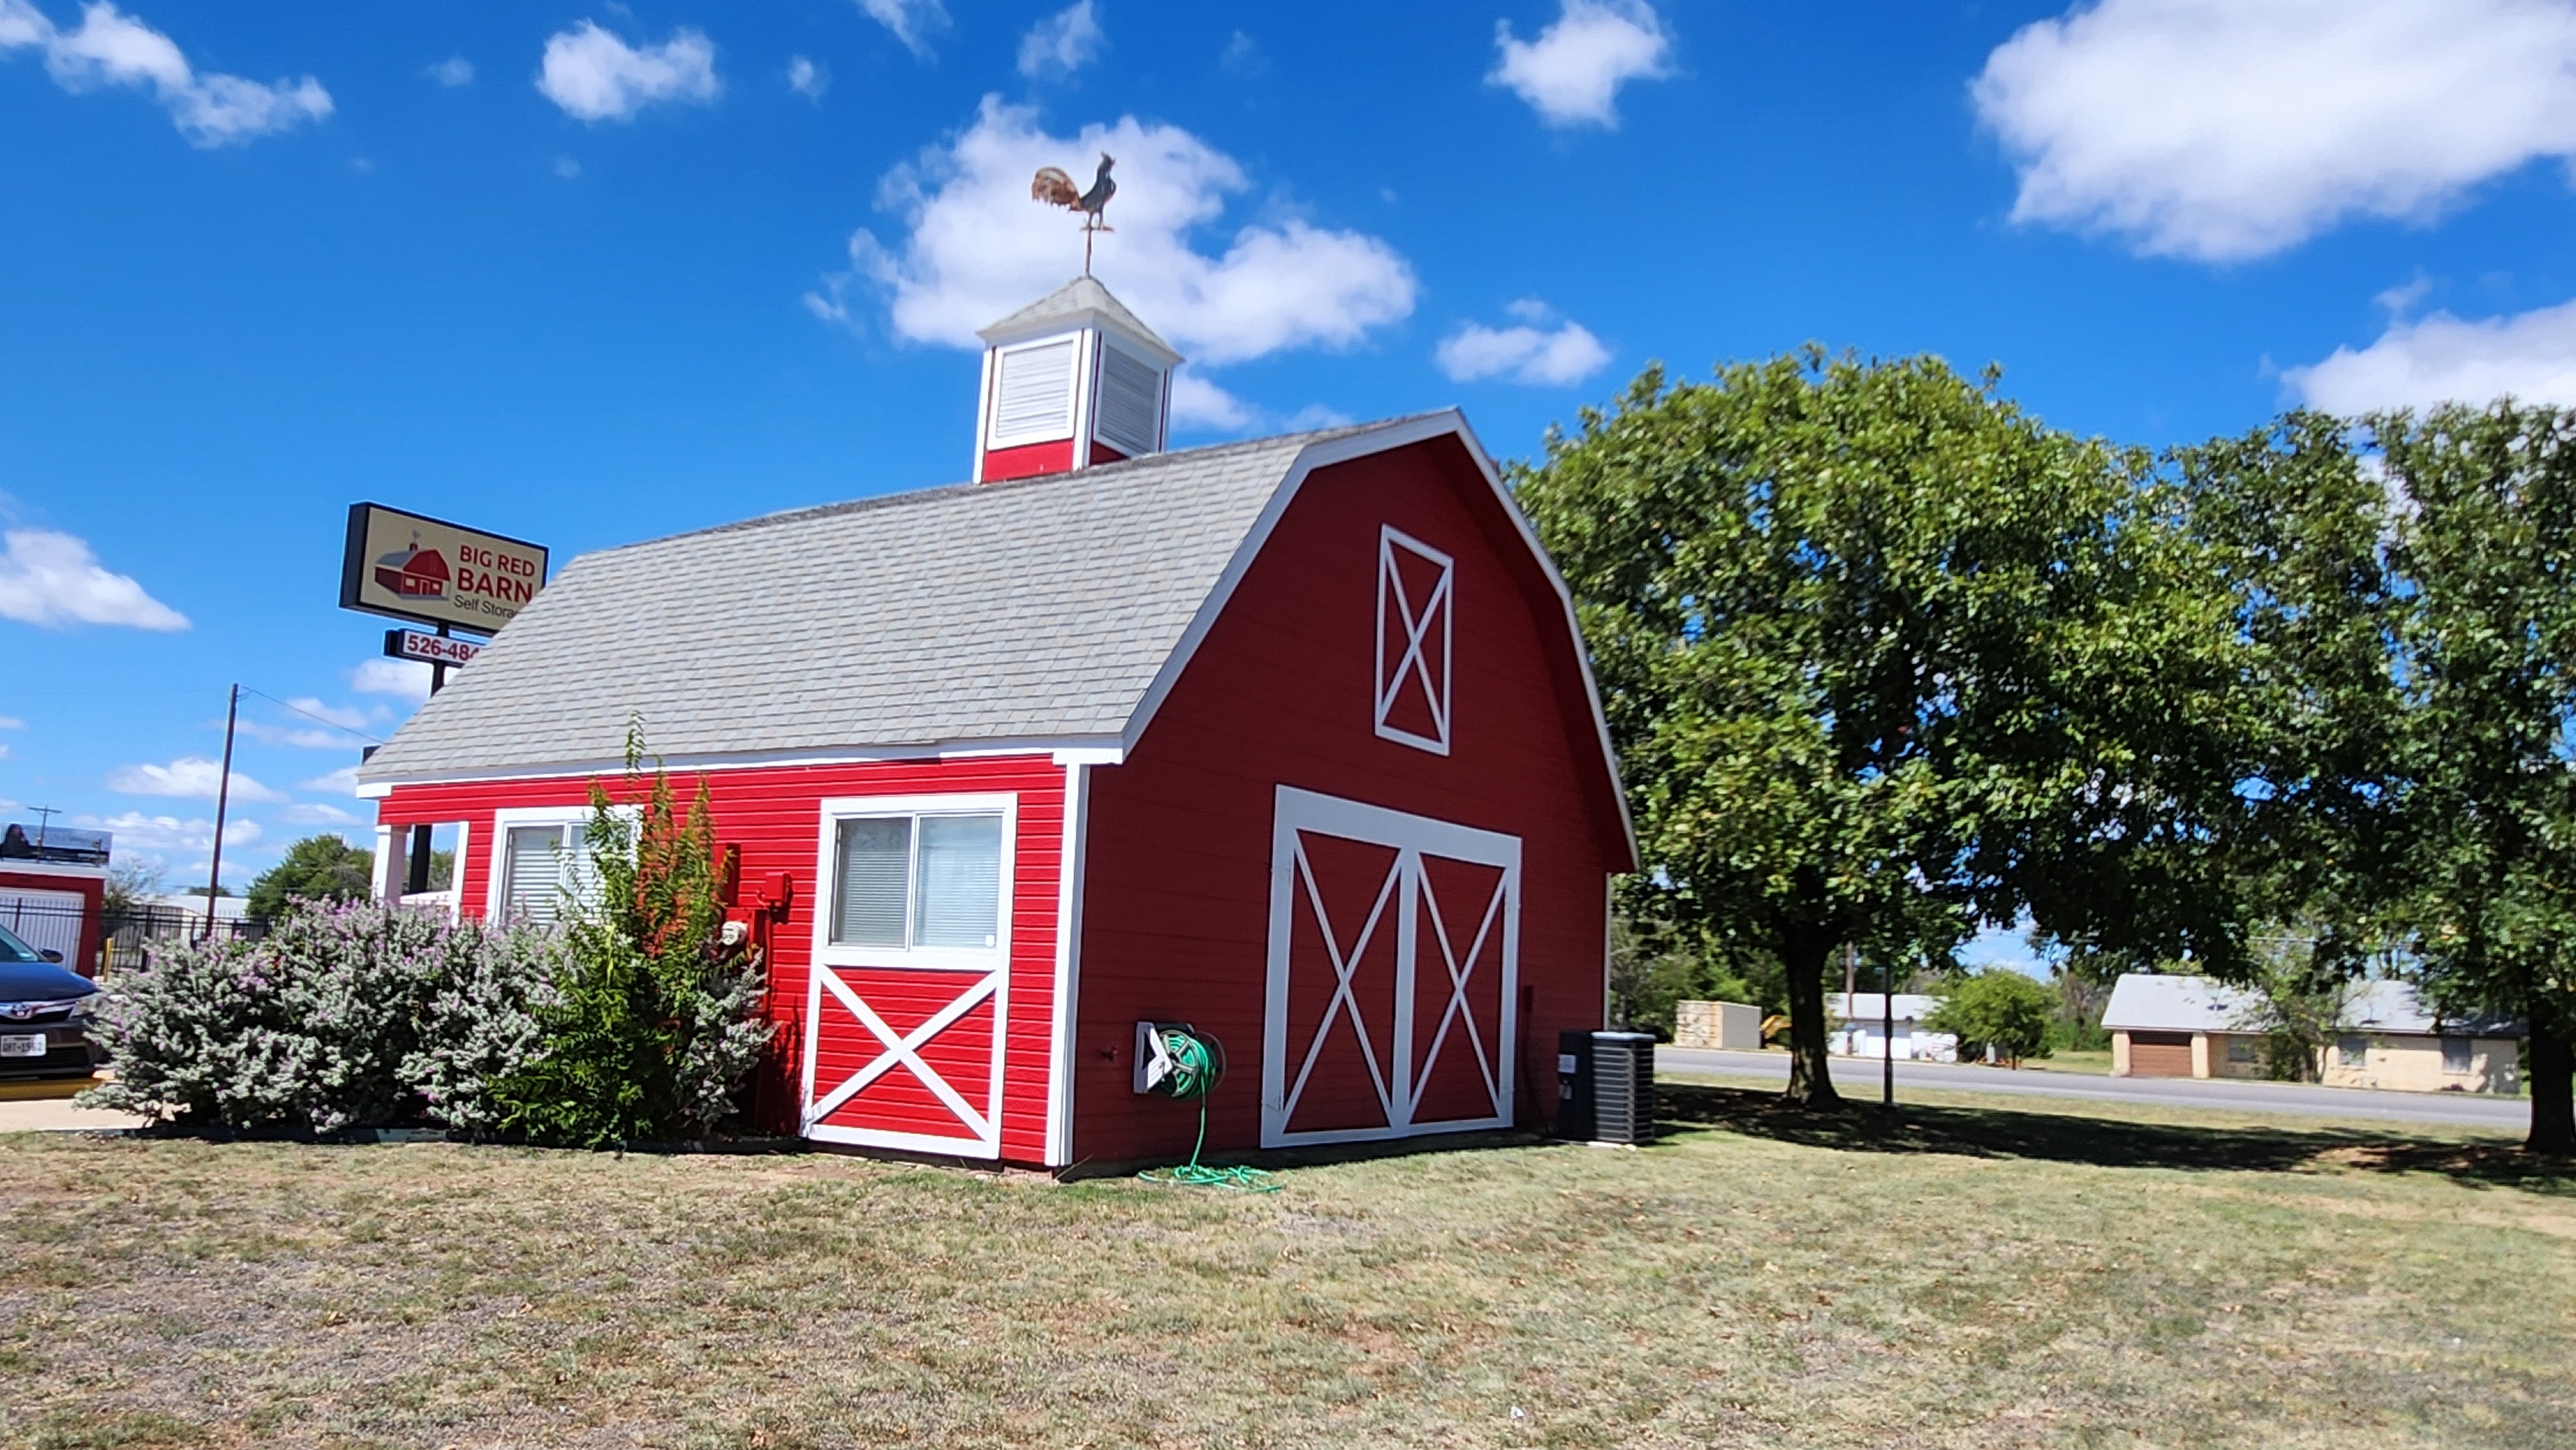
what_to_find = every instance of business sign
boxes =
[339,503,549,635]
[384,628,482,668]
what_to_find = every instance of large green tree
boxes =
[245,835,375,921]
[2378,402,2576,1154]
[1520,353,2244,1105]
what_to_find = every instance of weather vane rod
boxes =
[1031,153,1117,276]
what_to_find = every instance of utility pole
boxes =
[1882,953,1897,1109]
[204,683,240,941]
[28,805,59,847]
[405,630,450,898]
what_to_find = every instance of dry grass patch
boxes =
[2,1084,2571,1449]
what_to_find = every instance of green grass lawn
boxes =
[4,1085,2571,1450]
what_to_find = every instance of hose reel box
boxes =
[1134,1021,1226,1100]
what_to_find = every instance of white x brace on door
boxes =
[1262,784,1520,1147]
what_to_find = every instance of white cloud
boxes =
[74,810,258,854]
[0,743,11,760]
[283,697,368,731]
[1169,371,1256,431]
[279,801,359,825]
[427,55,472,86]
[2286,294,2576,412]
[536,20,718,123]
[298,765,361,796]
[108,757,286,803]
[788,54,826,100]
[855,0,947,57]
[1489,0,1672,129]
[0,716,22,729]
[1435,299,1611,386]
[820,98,1416,368]
[351,658,433,704]
[1972,0,2576,263]
[0,0,332,147]
[1018,1,1103,80]
[0,528,187,630]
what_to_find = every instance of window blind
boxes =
[990,338,1076,445]
[914,814,1004,948]
[503,825,566,925]
[831,818,911,947]
[1093,342,1160,457]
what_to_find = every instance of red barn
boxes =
[355,279,1634,1169]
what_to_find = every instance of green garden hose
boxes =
[1135,1027,1281,1194]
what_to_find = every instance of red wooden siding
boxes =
[981,440,1075,482]
[374,755,1065,1163]
[1074,435,1629,1164]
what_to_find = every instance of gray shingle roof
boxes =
[978,276,1179,364]
[357,419,1425,784]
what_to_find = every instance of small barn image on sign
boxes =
[374,538,451,601]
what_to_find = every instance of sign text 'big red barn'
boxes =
[339,503,549,636]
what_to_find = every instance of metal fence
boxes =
[0,899,264,975]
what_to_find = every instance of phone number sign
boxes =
[385,628,482,667]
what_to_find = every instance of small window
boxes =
[2441,1035,2473,1073]
[827,809,1006,953]
[2338,1035,2370,1068]
[2225,1035,2258,1064]
[501,823,576,924]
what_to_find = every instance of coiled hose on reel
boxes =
[1135,1026,1281,1194]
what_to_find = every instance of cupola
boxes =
[972,277,1181,484]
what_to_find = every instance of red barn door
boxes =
[799,793,1017,1159]
[1261,785,1520,1147]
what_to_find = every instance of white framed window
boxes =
[811,793,1018,968]
[1374,525,1455,755]
[486,805,623,926]
[987,337,1078,448]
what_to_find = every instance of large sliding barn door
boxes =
[1262,785,1521,1147]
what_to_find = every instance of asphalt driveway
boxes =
[1660,1046,2532,1131]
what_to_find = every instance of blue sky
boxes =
[3,0,2572,954]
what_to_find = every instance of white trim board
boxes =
[360,735,1125,793]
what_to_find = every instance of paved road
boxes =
[1659,1047,2532,1131]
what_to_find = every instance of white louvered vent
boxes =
[1093,342,1163,458]
[989,338,1077,447]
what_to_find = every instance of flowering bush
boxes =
[79,901,563,1135]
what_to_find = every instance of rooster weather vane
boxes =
[1031,153,1116,275]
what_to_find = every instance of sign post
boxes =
[340,503,549,896]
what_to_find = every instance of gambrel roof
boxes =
[356,412,1625,829]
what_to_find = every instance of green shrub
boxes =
[492,731,772,1147]
[1925,968,2056,1065]
[79,900,562,1135]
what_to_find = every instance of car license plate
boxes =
[0,1033,46,1059]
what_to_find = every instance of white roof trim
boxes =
[365,734,1125,795]
[1117,410,1639,867]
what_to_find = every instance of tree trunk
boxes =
[2529,1002,2573,1157]
[1782,933,1843,1109]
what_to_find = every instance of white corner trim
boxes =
[355,781,392,800]
[1049,745,1124,766]
[1043,761,1092,1167]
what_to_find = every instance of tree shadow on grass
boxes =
[1658,1082,2576,1197]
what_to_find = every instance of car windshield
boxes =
[0,921,44,963]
